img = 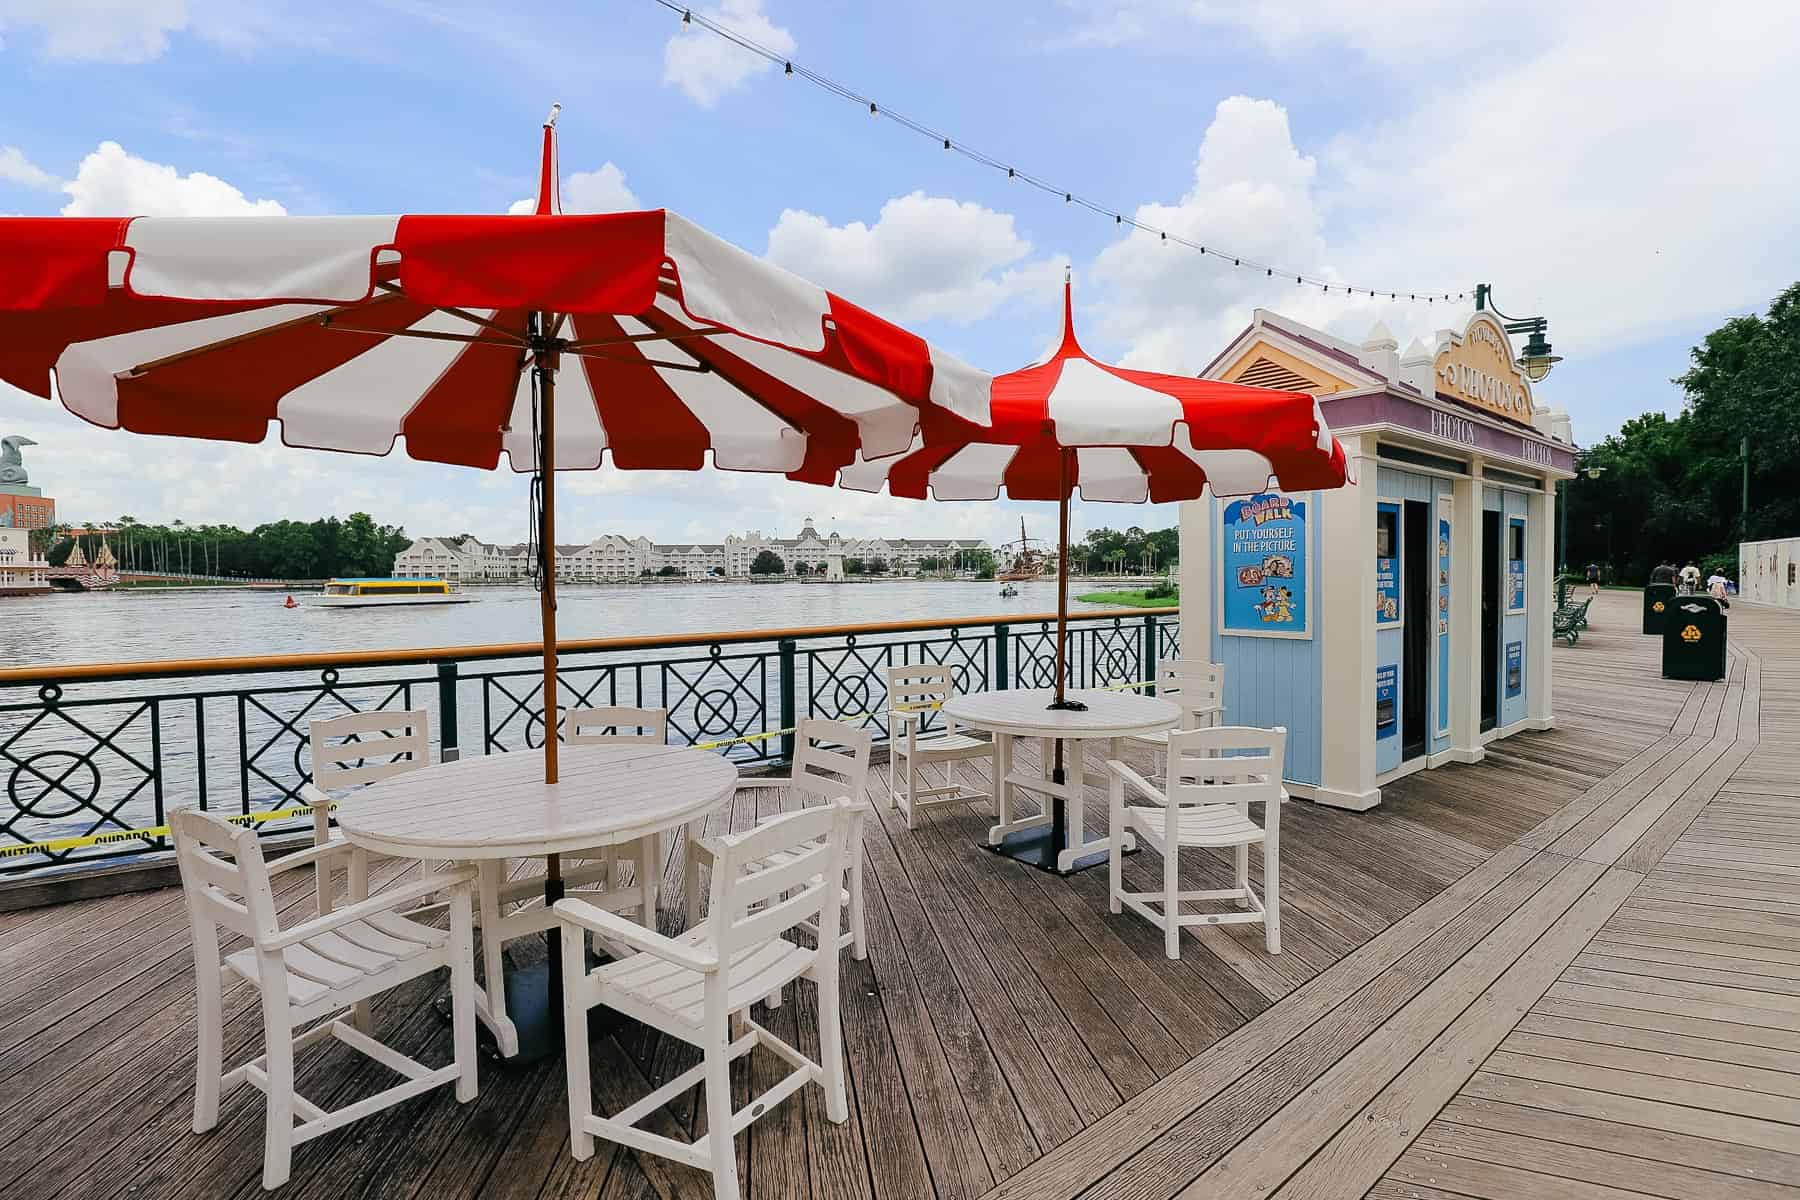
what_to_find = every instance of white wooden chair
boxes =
[884,663,990,829]
[300,709,433,917]
[1128,659,1225,785]
[556,800,855,1200]
[172,808,478,1191]
[1104,725,1285,959]
[685,719,872,961]
[473,705,670,1056]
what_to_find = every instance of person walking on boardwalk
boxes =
[1585,562,1601,595]
[1649,559,1677,586]
[1679,561,1702,594]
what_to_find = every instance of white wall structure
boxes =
[1740,537,1800,609]
[0,527,50,594]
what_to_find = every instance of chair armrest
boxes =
[297,782,333,808]
[267,866,476,949]
[1104,759,1168,805]
[554,897,718,971]
[890,710,922,729]
[265,839,356,875]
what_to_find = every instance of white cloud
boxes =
[0,0,189,62]
[662,0,795,108]
[1080,0,1800,429]
[1090,96,1338,372]
[1056,0,1553,64]
[59,141,286,216]
[507,161,639,215]
[766,191,1063,324]
[0,145,57,190]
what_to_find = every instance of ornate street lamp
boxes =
[1474,284,1563,382]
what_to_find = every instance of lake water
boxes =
[0,579,1171,860]
[1,578,1131,669]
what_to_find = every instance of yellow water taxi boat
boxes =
[312,578,474,608]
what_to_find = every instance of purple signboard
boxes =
[1320,390,1576,475]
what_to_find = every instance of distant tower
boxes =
[826,530,845,582]
[0,434,55,532]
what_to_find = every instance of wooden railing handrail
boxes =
[0,606,1179,686]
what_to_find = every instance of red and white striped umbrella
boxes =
[0,114,994,786]
[842,278,1351,712]
[0,128,990,485]
[841,279,1346,502]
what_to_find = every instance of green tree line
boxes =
[43,513,412,579]
[1564,281,1800,583]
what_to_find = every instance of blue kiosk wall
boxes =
[1488,486,1531,729]
[1207,491,1324,786]
[1374,467,1456,776]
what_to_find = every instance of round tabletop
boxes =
[942,688,1180,739]
[335,743,738,861]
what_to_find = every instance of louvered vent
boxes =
[1234,357,1321,393]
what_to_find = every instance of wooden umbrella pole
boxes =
[536,330,561,788]
[1049,449,1085,714]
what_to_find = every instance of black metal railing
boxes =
[0,607,1176,876]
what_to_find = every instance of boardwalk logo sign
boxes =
[1222,492,1310,639]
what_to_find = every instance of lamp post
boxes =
[1474,284,1562,382]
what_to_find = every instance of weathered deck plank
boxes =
[6,591,1799,1200]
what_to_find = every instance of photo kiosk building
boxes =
[1178,309,1576,809]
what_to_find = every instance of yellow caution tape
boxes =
[3,681,1153,860]
[0,801,328,859]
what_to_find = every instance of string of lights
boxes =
[651,0,1471,304]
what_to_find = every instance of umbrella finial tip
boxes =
[545,102,562,127]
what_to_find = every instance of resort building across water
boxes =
[1179,308,1577,810]
[394,518,992,583]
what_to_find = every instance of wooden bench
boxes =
[1552,597,1592,645]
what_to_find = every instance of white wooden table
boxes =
[337,742,737,1060]
[942,688,1180,874]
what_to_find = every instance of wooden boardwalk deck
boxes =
[2,590,1795,1200]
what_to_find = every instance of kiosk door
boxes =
[1481,510,1501,731]
[1403,500,1430,760]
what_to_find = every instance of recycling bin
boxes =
[1662,595,1726,681]
[1642,583,1676,635]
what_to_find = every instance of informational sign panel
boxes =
[1376,501,1401,626]
[1508,516,1527,613]
[1376,664,1398,739]
[1505,640,1523,699]
[1437,505,1452,735]
[1221,492,1310,638]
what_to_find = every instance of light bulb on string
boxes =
[658,2,1469,308]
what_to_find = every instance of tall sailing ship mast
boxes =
[995,516,1047,582]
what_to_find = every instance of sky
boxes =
[2,0,1797,551]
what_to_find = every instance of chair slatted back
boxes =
[172,808,280,943]
[308,709,431,792]
[885,663,959,734]
[1165,726,1286,813]
[706,801,853,959]
[789,719,872,804]
[564,706,668,745]
[1156,658,1226,729]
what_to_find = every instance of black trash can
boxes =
[1662,596,1727,681]
[1642,583,1676,635]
